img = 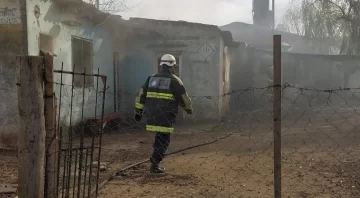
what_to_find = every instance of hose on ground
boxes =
[92,131,235,196]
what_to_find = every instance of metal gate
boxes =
[54,67,107,198]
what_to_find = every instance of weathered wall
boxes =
[0,0,21,24]
[0,0,22,54]
[0,56,18,127]
[118,19,225,121]
[0,0,22,135]
[229,47,360,112]
[26,0,114,125]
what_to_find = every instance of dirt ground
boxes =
[0,149,17,198]
[96,108,360,198]
[1,107,360,198]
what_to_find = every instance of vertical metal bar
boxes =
[113,52,117,112]
[96,0,99,9]
[66,64,76,198]
[272,0,275,30]
[95,75,107,197]
[273,34,282,198]
[60,129,66,198]
[57,64,64,197]
[88,69,100,196]
[82,148,89,198]
[77,68,87,198]
[72,149,78,198]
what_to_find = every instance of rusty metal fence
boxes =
[54,67,107,198]
[7,40,360,198]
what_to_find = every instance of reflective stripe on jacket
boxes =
[134,71,192,133]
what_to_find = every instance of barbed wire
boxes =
[82,85,360,197]
[4,71,360,197]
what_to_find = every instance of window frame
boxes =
[71,36,94,87]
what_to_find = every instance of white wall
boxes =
[26,0,114,125]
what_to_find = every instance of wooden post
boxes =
[44,55,57,198]
[273,35,282,198]
[19,0,28,56]
[17,56,46,198]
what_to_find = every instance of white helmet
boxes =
[160,54,176,67]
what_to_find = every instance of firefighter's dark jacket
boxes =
[134,71,192,133]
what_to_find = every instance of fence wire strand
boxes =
[2,58,360,197]
[75,84,360,198]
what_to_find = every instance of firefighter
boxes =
[134,54,193,174]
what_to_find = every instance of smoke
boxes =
[118,0,291,26]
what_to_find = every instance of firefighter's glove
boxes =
[134,109,143,122]
[185,109,192,115]
[135,114,142,122]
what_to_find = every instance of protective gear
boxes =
[134,114,142,122]
[151,133,170,163]
[159,54,176,67]
[185,108,192,115]
[134,58,192,173]
[150,158,165,174]
[134,67,192,134]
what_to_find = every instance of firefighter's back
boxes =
[145,72,179,128]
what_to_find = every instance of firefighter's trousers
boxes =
[151,132,171,163]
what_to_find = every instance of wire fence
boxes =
[79,85,360,198]
[52,68,108,198]
[2,73,360,197]
[2,57,360,198]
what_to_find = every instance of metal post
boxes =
[272,0,275,29]
[273,35,282,198]
[57,64,64,197]
[96,0,100,9]
[77,68,87,198]
[65,65,76,198]
[88,69,100,196]
[95,75,107,197]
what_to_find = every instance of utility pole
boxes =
[96,0,100,9]
[272,0,275,29]
[273,34,282,198]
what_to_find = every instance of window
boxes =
[157,56,180,76]
[72,37,93,87]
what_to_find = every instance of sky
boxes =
[119,0,292,26]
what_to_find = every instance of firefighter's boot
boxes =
[150,160,165,174]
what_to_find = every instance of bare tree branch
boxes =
[283,0,360,55]
[84,0,143,14]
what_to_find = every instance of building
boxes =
[116,18,238,121]
[0,0,135,128]
[220,22,334,55]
